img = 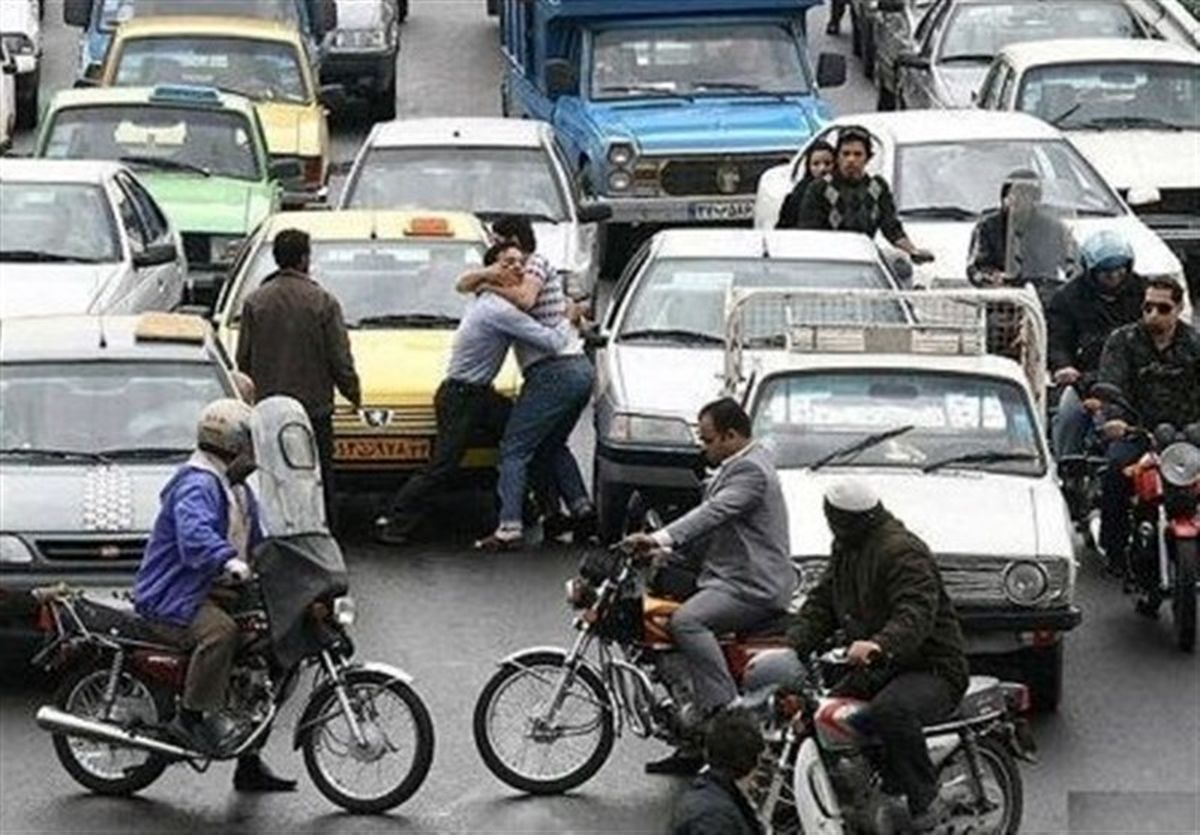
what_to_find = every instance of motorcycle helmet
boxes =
[196,398,253,460]
[1080,229,1134,275]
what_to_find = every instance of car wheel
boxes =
[16,68,39,130]
[1022,642,1063,713]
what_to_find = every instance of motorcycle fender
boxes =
[793,737,845,835]
[291,660,415,750]
[927,732,960,769]
[497,646,607,686]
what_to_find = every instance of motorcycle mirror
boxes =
[1185,422,1200,448]
[1154,423,1180,449]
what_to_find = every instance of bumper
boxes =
[596,439,703,491]
[321,51,396,89]
[599,195,756,225]
[960,606,1082,633]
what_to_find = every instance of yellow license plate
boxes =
[334,436,431,463]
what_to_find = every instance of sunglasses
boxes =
[1143,301,1176,316]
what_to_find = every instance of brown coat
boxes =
[236,269,361,417]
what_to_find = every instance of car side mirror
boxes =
[318,83,347,111]
[897,52,931,71]
[577,202,613,224]
[1,62,14,76]
[134,242,178,268]
[545,59,579,98]
[64,0,92,27]
[1126,186,1161,207]
[582,328,609,351]
[315,0,337,36]
[816,53,847,88]
[877,0,905,11]
[269,158,304,183]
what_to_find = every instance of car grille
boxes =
[334,404,437,434]
[182,233,211,267]
[659,154,792,197]
[35,537,147,564]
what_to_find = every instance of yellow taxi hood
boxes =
[347,329,520,405]
[256,101,323,159]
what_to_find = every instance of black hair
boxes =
[483,240,523,267]
[491,215,537,254]
[704,710,764,778]
[805,140,836,173]
[1146,276,1184,306]
[699,397,752,438]
[835,126,873,158]
[273,228,311,270]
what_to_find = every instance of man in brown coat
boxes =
[236,228,360,521]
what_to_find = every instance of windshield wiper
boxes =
[921,449,1038,473]
[1049,103,1081,127]
[95,446,192,460]
[0,447,111,463]
[690,80,789,100]
[938,54,993,63]
[119,155,211,177]
[898,204,978,220]
[810,425,915,472]
[0,250,103,264]
[352,313,461,329]
[618,328,724,345]
[598,84,692,101]
[1074,115,1187,132]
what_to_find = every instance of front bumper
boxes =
[595,439,703,491]
[598,195,756,226]
[959,606,1082,633]
[321,50,396,90]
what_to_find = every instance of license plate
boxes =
[690,201,754,221]
[334,436,431,463]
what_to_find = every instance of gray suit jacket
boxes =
[664,444,795,609]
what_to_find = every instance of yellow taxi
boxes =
[97,16,333,203]
[213,210,521,480]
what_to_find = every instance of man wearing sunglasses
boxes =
[1095,277,1200,587]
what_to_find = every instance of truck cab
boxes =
[498,0,846,231]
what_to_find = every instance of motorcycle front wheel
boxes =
[473,650,614,794]
[938,736,1023,834]
[1173,538,1197,653]
[300,669,435,814]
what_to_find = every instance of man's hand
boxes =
[223,558,251,583]
[1102,419,1130,441]
[620,532,658,558]
[909,248,935,265]
[1053,366,1082,386]
[847,640,883,667]
[1082,397,1102,413]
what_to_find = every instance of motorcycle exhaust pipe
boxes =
[35,706,198,760]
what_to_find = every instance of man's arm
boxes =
[1097,329,1133,422]
[786,568,838,658]
[486,295,568,353]
[775,180,806,229]
[324,297,361,407]
[869,545,941,661]
[456,264,542,311]
[661,461,766,548]
[966,218,1004,287]
[172,480,238,573]
[235,302,253,373]
[877,180,931,261]
[1046,288,1079,374]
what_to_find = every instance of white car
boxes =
[590,228,909,541]
[0,0,40,128]
[339,117,611,299]
[0,159,187,317]
[754,110,1186,289]
[0,39,15,152]
[727,285,1079,709]
[978,39,1199,292]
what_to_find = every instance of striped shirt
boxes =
[516,251,582,369]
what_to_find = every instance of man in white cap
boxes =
[788,479,968,832]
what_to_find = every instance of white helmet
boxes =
[824,478,880,513]
[196,398,253,458]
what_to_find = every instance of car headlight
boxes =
[0,534,35,564]
[209,235,243,266]
[607,413,694,446]
[331,29,389,50]
[1160,441,1200,487]
[607,143,636,168]
[333,595,356,626]
[608,170,632,192]
[1003,561,1048,605]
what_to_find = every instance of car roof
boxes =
[46,85,259,116]
[652,229,883,262]
[112,15,300,42]
[0,158,124,184]
[831,110,1062,144]
[367,117,553,149]
[0,314,223,364]
[998,37,1200,68]
[749,350,1033,388]
[258,209,489,242]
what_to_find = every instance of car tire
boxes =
[1022,642,1063,713]
[16,68,39,130]
[371,73,397,121]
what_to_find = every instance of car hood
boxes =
[349,329,521,404]
[0,262,120,317]
[256,101,323,159]
[932,63,989,108]
[1064,130,1200,191]
[587,98,828,155]
[608,344,726,416]
[141,174,275,236]
[0,462,177,534]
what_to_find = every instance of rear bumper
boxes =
[321,52,396,89]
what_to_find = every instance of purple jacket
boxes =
[134,466,263,627]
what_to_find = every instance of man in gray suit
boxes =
[624,398,795,775]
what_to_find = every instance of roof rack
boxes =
[723,286,1048,413]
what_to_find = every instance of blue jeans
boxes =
[1052,386,1094,457]
[1099,436,1149,561]
[497,355,594,527]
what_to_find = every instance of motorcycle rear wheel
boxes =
[937,736,1023,834]
[50,661,169,796]
[1173,539,1197,653]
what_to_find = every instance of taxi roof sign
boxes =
[404,217,453,237]
[149,85,225,108]
[134,312,210,345]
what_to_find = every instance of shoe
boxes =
[571,510,598,543]
[1135,595,1162,619]
[374,515,416,545]
[644,750,703,776]
[474,532,523,552]
[167,713,237,757]
[541,513,574,542]
[234,754,298,792]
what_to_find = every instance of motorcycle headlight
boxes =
[1160,442,1200,488]
[607,413,694,446]
[1003,561,1048,606]
[0,534,35,564]
[210,235,243,266]
[333,595,356,626]
[607,142,636,168]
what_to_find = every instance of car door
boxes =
[878,0,935,92]
[113,173,178,311]
[898,0,949,107]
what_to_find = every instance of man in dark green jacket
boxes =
[788,479,968,830]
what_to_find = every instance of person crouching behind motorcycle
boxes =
[670,710,767,835]
[133,398,295,792]
[623,398,795,776]
[787,480,969,832]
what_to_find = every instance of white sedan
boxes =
[754,110,1186,289]
[0,159,187,318]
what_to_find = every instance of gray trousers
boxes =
[669,588,776,713]
[182,600,238,713]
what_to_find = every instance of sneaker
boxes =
[541,513,574,542]
[474,532,523,552]
[167,713,237,757]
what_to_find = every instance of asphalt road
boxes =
[2,1,1198,833]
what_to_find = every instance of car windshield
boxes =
[0,183,121,262]
[753,370,1043,474]
[0,362,227,454]
[1018,61,1200,131]
[113,37,308,104]
[233,239,485,325]
[591,24,808,99]
[99,0,302,32]
[42,105,262,181]
[939,1,1142,62]
[895,139,1121,217]
[345,147,569,221]
[618,258,902,344]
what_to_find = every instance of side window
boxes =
[111,179,147,251]
[119,174,170,243]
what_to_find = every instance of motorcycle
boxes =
[471,496,791,794]
[737,648,1035,835]
[31,396,436,813]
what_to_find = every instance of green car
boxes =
[35,84,299,302]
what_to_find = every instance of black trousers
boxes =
[863,672,958,813]
[1100,436,1149,568]
[386,379,510,534]
[829,0,848,26]
[310,411,337,529]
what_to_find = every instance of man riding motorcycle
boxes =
[787,480,969,832]
[1048,230,1145,458]
[623,398,795,776]
[967,169,1076,289]
[132,398,294,791]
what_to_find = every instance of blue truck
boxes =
[498,0,844,229]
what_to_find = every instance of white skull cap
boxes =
[824,478,880,513]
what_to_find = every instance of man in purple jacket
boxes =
[133,398,292,791]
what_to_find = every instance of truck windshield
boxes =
[99,0,303,32]
[1017,61,1200,131]
[113,37,309,104]
[591,24,808,100]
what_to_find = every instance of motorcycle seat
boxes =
[74,597,187,650]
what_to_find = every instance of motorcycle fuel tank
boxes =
[814,697,873,751]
